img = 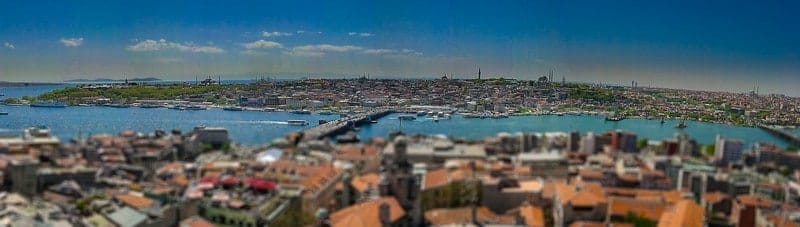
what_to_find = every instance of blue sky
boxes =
[1,0,799,95]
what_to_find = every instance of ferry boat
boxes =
[184,105,206,111]
[291,109,311,114]
[140,104,161,108]
[398,115,417,121]
[222,106,244,111]
[106,103,131,108]
[287,120,309,126]
[31,101,67,108]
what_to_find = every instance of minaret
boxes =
[478,68,481,80]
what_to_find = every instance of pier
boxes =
[301,109,394,141]
[758,124,800,146]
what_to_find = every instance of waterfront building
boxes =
[715,135,744,166]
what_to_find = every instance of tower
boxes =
[478,68,481,80]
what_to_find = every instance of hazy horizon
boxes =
[1,0,799,95]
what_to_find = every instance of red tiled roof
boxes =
[330,197,405,227]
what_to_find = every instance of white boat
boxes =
[287,120,309,126]
[291,109,311,114]
[0,111,7,115]
[398,115,416,120]
[31,101,67,108]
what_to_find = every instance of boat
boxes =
[106,103,131,108]
[291,109,311,114]
[0,111,7,115]
[140,104,161,108]
[167,105,184,110]
[416,111,427,116]
[318,111,337,115]
[184,105,206,111]
[77,104,91,107]
[433,116,440,122]
[370,120,378,124]
[263,107,276,112]
[675,118,688,129]
[604,112,625,121]
[398,115,417,121]
[287,120,309,126]
[222,106,244,111]
[30,101,67,108]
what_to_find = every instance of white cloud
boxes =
[285,44,363,57]
[243,40,283,49]
[348,32,373,37]
[363,49,396,54]
[60,37,84,47]
[126,39,225,53]
[262,31,293,37]
[363,48,422,56]
[3,42,14,49]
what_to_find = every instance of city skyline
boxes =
[1,0,799,95]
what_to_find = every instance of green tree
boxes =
[623,211,657,227]
[704,144,716,156]
[637,138,649,150]
[787,144,798,152]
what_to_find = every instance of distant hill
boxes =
[64,77,162,83]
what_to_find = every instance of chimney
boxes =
[379,203,391,227]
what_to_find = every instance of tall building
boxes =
[9,159,39,197]
[567,131,580,152]
[619,131,638,153]
[580,132,596,154]
[715,135,744,165]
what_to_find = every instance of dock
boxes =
[758,124,800,146]
[301,109,394,141]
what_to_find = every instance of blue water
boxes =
[0,85,72,99]
[356,113,791,148]
[0,85,797,147]
[0,106,339,144]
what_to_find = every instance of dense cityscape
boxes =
[10,75,800,127]
[3,0,800,226]
[0,75,800,227]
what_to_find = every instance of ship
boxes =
[105,103,131,108]
[31,101,67,108]
[184,105,206,110]
[675,118,688,129]
[287,120,309,126]
[139,104,161,108]
[222,106,244,111]
[398,115,417,121]
[0,111,7,115]
[291,109,312,114]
